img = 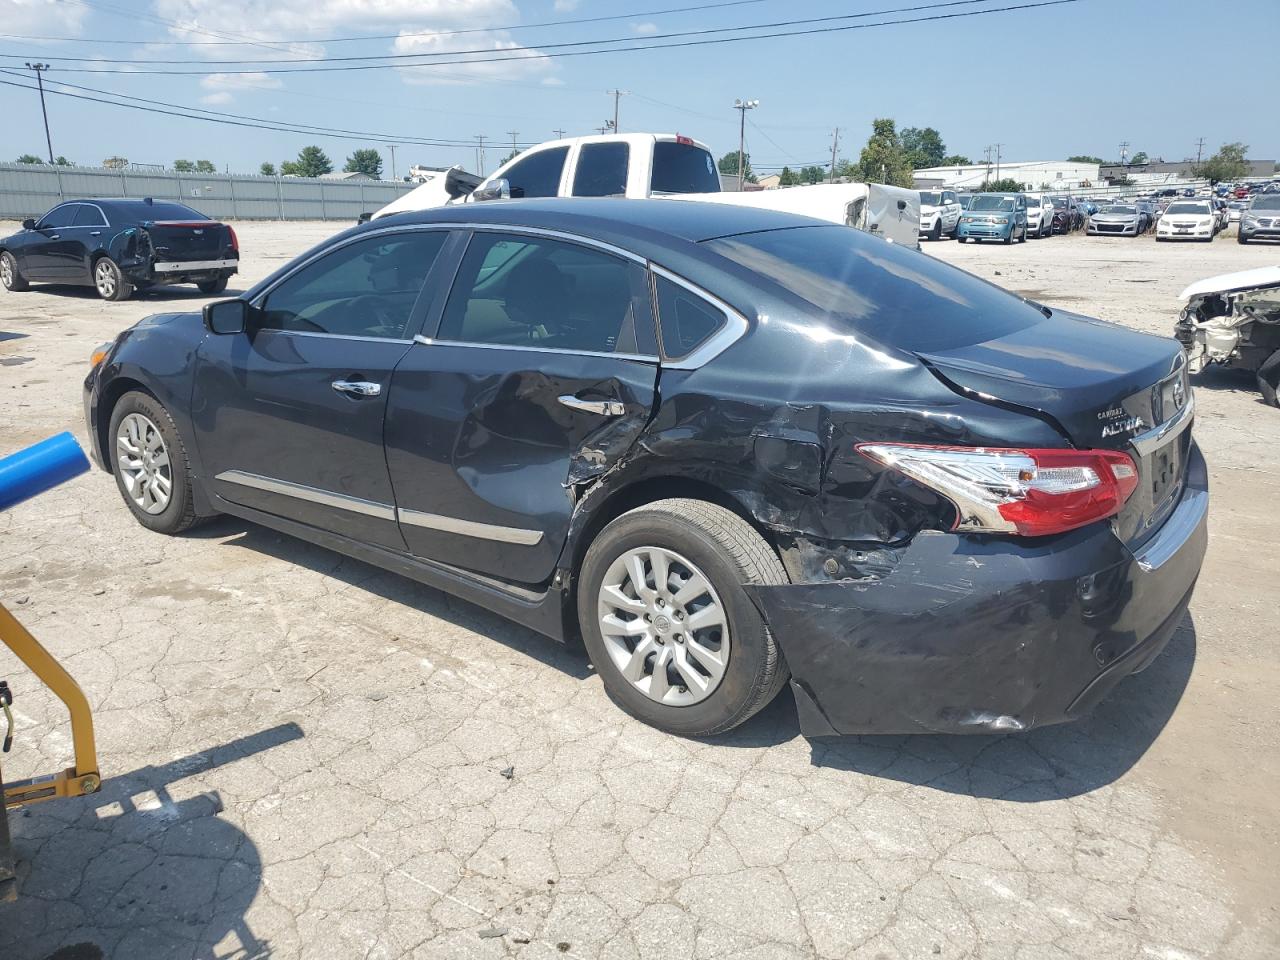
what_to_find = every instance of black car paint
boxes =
[84,199,1206,736]
[1,199,237,290]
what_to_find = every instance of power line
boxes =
[4,0,774,46]
[1,0,1084,75]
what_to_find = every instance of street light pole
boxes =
[387,144,398,181]
[733,98,758,190]
[25,63,54,164]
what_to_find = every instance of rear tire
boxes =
[1,251,29,291]
[107,390,206,534]
[94,257,134,301]
[197,276,229,295]
[578,499,789,737]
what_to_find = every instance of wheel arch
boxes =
[96,376,157,472]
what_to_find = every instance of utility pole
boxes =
[553,128,566,140]
[829,127,840,183]
[733,98,759,189]
[506,130,519,161]
[1119,140,1130,166]
[606,90,628,134]
[984,145,993,183]
[1194,137,1206,164]
[595,124,610,135]
[25,63,54,164]
[387,144,398,181]
[474,135,487,176]
[994,142,1003,182]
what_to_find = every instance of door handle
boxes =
[90,231,101,236]
[48,234,60,240]
[558,394,625,417]
[332,380,381,397]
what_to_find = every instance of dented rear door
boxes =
[383,228,659,586]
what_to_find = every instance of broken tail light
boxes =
[856,443,1139,537]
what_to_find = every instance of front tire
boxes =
[578,499,789,737]
[1,251,29,291]
[929,219,942,242]
[107,391,204,534]
[94,257,134,301]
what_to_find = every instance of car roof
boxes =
[365,197,825,245]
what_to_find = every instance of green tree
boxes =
[856,118,914,188]
[1193,142,1249,183]
[499,149,520,166]
[804,165,826,184]
[979,178,1023,193]
[15,154,44,164]
[194,159,216,173]
[54,156,72,166]
[281,146,333,179]
[1067,155,1103,164]
[1129,151,1149,165]
[901,126,946,169]
[717,151,757,184]
[941,154,971,165]
[260,162,276,176]
[778,166,797,186]
[172,159,195,172]
[344,148,383,178]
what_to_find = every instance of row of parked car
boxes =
[919,186,1280,245]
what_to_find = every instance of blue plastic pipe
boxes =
[0,432,91,512]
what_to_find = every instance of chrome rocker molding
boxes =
[397,507,544,545]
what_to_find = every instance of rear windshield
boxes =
[970,195,1015,211]
[706,225,1045,352]
[651,141,721,194]
[112,201,208,221]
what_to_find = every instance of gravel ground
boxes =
[1,219,1278,960]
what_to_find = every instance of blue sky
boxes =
[0,0,1276,176]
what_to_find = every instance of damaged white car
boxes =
[1175,266,1280,406]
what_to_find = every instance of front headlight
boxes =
[996,217,1009,224]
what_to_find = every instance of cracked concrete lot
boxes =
[1,220,1278,960]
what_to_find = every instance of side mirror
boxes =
[21,218,36,230]
[897,200,907,210]
[472,178,511,202]
[203,298,250,335]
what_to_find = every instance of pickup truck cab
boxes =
[374,133,920,249]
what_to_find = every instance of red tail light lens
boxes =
[227,225,239,254]
[856,443,1139,537]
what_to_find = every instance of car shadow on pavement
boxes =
[196,518,594,680]
[712,617,1198,801]
[20,284,248,301]
[0,723,303,960]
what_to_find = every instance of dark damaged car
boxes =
[82,200,1207,737]
[1,198,237,301]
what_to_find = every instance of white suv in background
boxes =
[1025,193,1054,238]
[918,189,962,240]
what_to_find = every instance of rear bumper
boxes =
[746,441,1209,736]
[152,258,239,273]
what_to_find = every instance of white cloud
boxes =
[198,71,283,103]
[393,30,555,87]
[553,0,579,10]
[1,0,88,36]
[200,91,233,105]
[631,22,659,35]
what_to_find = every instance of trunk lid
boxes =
[144,220,234,263]
[919,309,1192,546]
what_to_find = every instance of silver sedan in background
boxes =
[1087,203,1149,236]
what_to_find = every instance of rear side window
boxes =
[501,147,569,198]
[651,141,720,193]
[37,204,78,229]
[655,276,726,359]
[73,205,107,227]
[260,231,446,339]
[439,232,652,355]
[573,142,629,197]
[706,225,1045,353]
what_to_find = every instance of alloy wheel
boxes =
[0,254,12,288]
[115,412,172,514]
[597,546,730,706]
[95,260,116,298]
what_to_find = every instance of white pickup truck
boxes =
[373,133,920,249]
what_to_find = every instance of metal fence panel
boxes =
[0,163,419,220]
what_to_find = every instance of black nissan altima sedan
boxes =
[83,199,1207,737]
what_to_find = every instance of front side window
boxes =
[260,231,447,339]
[439,232,650,355]
[573,142,630,197]
[501,147,569,199]
[943,192,957,204]
[655,276,726,359]
[37,204,79,229]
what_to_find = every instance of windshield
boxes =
[918,191,941,205]
[1051,198,1068,209]
[1166,202,1210,214]
[1102,205,1137,215]
[1252,195,1280,210]
[1026,197,1041,208]
[970,195,1015,212]
[706,225,1045,352]
[651,141,721,194]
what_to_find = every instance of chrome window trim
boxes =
[413,333,654,364]
[1130,390,1195,457]
[214,470,397,521]
[462,224,646,264]
[397,507,543,545]
[254,328,413,345]
[650,264,750,370]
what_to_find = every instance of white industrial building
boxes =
[914,160,1101,191]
